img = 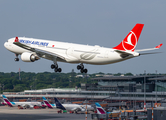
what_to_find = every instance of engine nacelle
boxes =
[21,52,39,62]
[81,108,85,112]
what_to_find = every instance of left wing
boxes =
[13,41,66,61]
[13,39,78,62]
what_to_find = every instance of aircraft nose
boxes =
[4,42,11,51]
[4,42,8,48]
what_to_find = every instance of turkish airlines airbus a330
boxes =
[4,23,162,73]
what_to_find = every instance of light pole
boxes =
[144,70,146,110]
[133,85,136,110]
[0,84,1,95]
[155,70,157,107]
[133,85,136,120]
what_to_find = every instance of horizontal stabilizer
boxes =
[140,52,162,55]
[135,43,163,52]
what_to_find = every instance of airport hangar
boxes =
[1,75,166,107]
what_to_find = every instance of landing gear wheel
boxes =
[54,68,62,73]
[77,64,88,73]
[52,63,62,73]
[84,69,88,73]
[80,69,88,73]
[58,68,62,72]
[77,65,81,70]
[77,64,84,70]
[51,64,55,69]
[15,58,19,61]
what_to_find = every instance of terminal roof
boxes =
[91,75,164,81]
[148,77,166,81]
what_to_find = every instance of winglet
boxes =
[155,44,163,49]
[14,37,19,42]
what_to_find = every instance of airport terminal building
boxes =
[1,75,166,108]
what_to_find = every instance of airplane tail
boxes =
[113,23,144,51]
[95,102,106,114]
[42,97,53,109]
[2,95,13,107]
[54,98,66,110]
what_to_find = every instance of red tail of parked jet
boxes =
[113,23,144,51]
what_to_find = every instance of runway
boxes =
[0,106,91,120]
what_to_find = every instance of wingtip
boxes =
[155,43,163,48]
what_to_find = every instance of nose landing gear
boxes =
[14,54,19,61]
[77,64,88,73]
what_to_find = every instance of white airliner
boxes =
[42,97,57,109]
[54,97,94,112]
[2,95,43,109]
[42,97,94,112]
[4,23,162,73]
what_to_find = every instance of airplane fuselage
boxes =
[4,37,138,65]
[11,101,41,106]
[4,24,161,73]
[62,104,94,111]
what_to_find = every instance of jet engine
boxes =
[21,52,39,62]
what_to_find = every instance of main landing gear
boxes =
[51,64,62,73]
[14,54,19,61]
[77,63,88,73]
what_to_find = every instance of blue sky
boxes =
[0,0,166,74]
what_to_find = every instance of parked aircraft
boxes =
[42,97,57,109]
[2,95,42,109]
[95,102,147,117]
[1,101,7,105]
[95,102,111,114]
[4,23,162,73]
[54,98,94,112]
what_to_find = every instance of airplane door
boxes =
[66,47,74,57]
